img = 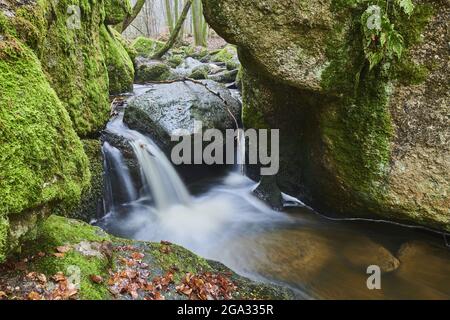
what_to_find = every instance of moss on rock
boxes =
[131,36,165,59]
[0,37,90,262]
[100,25,135,95]
[104,0,132,25]
[6,215,293,300]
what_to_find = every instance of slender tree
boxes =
[116,0,147,33]
[164,0,175,33]
[153,0,193,59]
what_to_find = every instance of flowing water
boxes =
[97,85,450,300]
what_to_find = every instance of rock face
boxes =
[124,80,241,150]
[0,0,134,261]
[202,0,450,231]
[0,38,90,262]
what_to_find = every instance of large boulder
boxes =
[202,0,450,231]
[124,80,241,150]
[0,37,90,262]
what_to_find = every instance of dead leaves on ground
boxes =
[0,242,238,301]
[1,271,78,300]
[176,272,236,300]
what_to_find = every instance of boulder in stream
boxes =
[124,80,241,150]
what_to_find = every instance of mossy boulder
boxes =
[104,0,132,25]
[1,0,135,136]
[100,25,135,95]
[211,45,240,70]
[0,215,293,300]
[0,37,90,262]
[131,36,165,59]
[203,0,450,231]
[134,59,172,83]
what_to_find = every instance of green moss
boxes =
[167,54,183,68]
[0,216,9,262]
[147,243,212,282]
[100,25,134,95]
[131,37,165,58]
[317,1,434,210]
[211,45,237,63]
[24,216,112,300]
[104,0,132,25]
[0,38,90,261]
[135,62,172,83]
[28,0,111,136]
[189,65,209,80]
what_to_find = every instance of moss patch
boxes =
[104,0,132,25]
[100,25,134,95]
[131,37,165,58]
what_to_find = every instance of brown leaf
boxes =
[52,272,66,282]
[37,273,47,284]
[53,253,65,258]
[131,252,144,260]
[27,291,42,300]
[90,275,103,284]
[56,245,72,253]
[0,291,7,299]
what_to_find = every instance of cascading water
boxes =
[97,85,450,300]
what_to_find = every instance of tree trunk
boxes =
[164,0,175,33]
[153,0,193,59]
[116,0,147,33]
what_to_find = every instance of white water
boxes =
[100,107,292,262]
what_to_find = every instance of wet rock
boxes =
[253,176,283,211]
[209,69,239,84]
[124,80,241,151]
[173,57,204,78]
[134,58,173,83]
[70,140,105,223]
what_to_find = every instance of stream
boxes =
[96,85,450,300]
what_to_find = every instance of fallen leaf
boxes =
[53,253,65,258]
[27,291,42,300]
[56,245,72,253]
[131,252,144,260]
[90,275,103,284]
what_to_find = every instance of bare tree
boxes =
[153,0,193,58]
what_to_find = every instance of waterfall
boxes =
[103,113,191,213]
[130,138,191,210]
[102,142,138,212]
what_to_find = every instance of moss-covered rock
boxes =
[0,215,293,300]
[134,59,172,83]
[104,0,132,25]
[70,140,105,223]
[31,0,110,137]
[0,37,90,262]
[131,36,165,59]
[203,0,450,231]
[100,25,134,95]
